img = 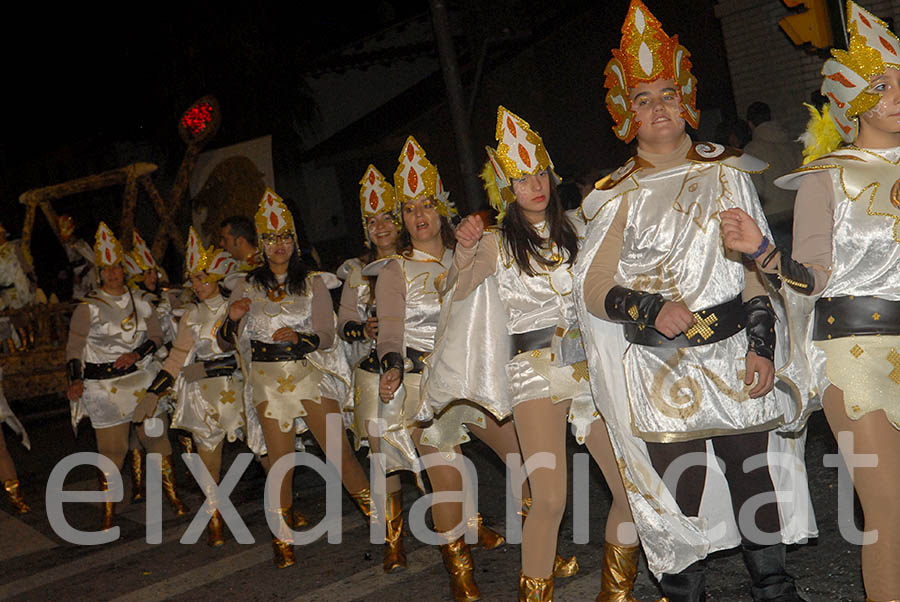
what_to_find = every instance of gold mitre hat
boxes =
[185,226,236,283]
[604,0,699,142]
[359,164,398,244]
[130,230,158,271]
[822,1,900,142]
[93,221,124,268]
[393,136,457,218]
[482,106,560,223]
[254,188,297,242]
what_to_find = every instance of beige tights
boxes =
[823,386,900,602]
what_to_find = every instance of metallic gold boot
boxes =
[383,489,407,573]
[521,497,578,578]
[596,542,644,602]
[271,507,296,568]
[288,504,308,529]
[519,572,554,602]
[159,455,190,516]
[129,449,144,502]
[98,473,115,530]
[471,513,505,550]
[440,534,481,601]
[350,487,373,520]
[207,509,225,547]
[3,478,30,514]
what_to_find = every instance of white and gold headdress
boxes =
[394,136,457,217]
[254,188,297,245]
[185,226,236,283]
[604,0,699,142]
[93,222,124,268]
[482,106,560,223]
[358,165,398,244]
[821,1,900,142]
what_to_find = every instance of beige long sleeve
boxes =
[310,275,335,349]
[449,233,499,300]
[160,314,195,376]
[338,280,365,332]
[375,260,405,359]
[65,303,90,361]
[583,196,630,320]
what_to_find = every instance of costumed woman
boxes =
[218,189,370,568]
[449,106,643,601]
[373,136,526,602]
[572,2,815,601]
[721,3,900,599]
[0,369,30,514]
[136,228,243,546]
[336,165,408,572]
[65,222,189,529]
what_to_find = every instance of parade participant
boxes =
[218,189,369,569]
[720,4,900,599]
[0,369,30,514]
[374,136,524,602]
[449,106,642,601]
[572,2,814,600]
[65,222,189,529]
[58,215,97,301]
[0,222,37,352]
[218,216,262,272]
[337,164,408,572]
[136,228,242,546]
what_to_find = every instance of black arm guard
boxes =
[380,351,404,374]
[297,333,320,357]
[341,321,367,342]
[744,295,776,362]
[604,285,666,327]
[779,253,815,295]
[134,339,158,359]
[66,359,83,383]
[146,370,175,396]
[220,315,239,342]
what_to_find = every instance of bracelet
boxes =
[761,246,779,268]
[745,236,770,261]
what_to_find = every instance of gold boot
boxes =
[129,449,144,502]
[519,572,554,602]
[349,487,373,520]
[159,455,190,516]
[471,513,505,550]
[596,542,644,602]
[521,497,577,578]
[207,509,226,547]
[3,478,30,514]
[98,473,115,530]
[383,489,407,573]
[271,507,296,568]
[288,504,308,529]
[440,534,481,602]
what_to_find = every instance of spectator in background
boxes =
[714,117,752,149]
[218,216,261,272]
[744,101,802,253]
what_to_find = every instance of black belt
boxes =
[406,347,428,374]
[624,295,745,348]
[358,348,380,374]
[251,340,309,362]
[814,296,900,340]
[84,362,138,380]
[511,326,556,359]
[202,356,238,377]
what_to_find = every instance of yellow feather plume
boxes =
[798,103,843,165]
[480,160,506,223]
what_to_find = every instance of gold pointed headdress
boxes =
[821,1,900,142]
[482,106,560,223]
[93,221,124,268]
[393,136,457,218]
[130,230,158,272]
[185,226,236,283]
[57,215,75,243]
[604,0,699,142]
[254,188,297,243]
[358,165,398,244]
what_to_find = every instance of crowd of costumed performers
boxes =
[6,1,900,601]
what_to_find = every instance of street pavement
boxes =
[0,405,866,601]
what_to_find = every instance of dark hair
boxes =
[220,216,257,247]
[501,179,578,276]
[395,209,456,257]
[248,246,309,296]
[746,102,771,127]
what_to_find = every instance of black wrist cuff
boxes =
[604,285,666,327]
[341,321,367,342]
[380,351,404,374]
[220,316,239,342]
[297,333,320,356]
[66,359,83,383]
[744,295,776,362]
[147,370,175,396]
[779,252,815,295]
[135,339,158,359]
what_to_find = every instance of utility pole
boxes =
[429,0,480,215]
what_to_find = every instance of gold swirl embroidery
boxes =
[650,349,703,419]
[121,314,135,331]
